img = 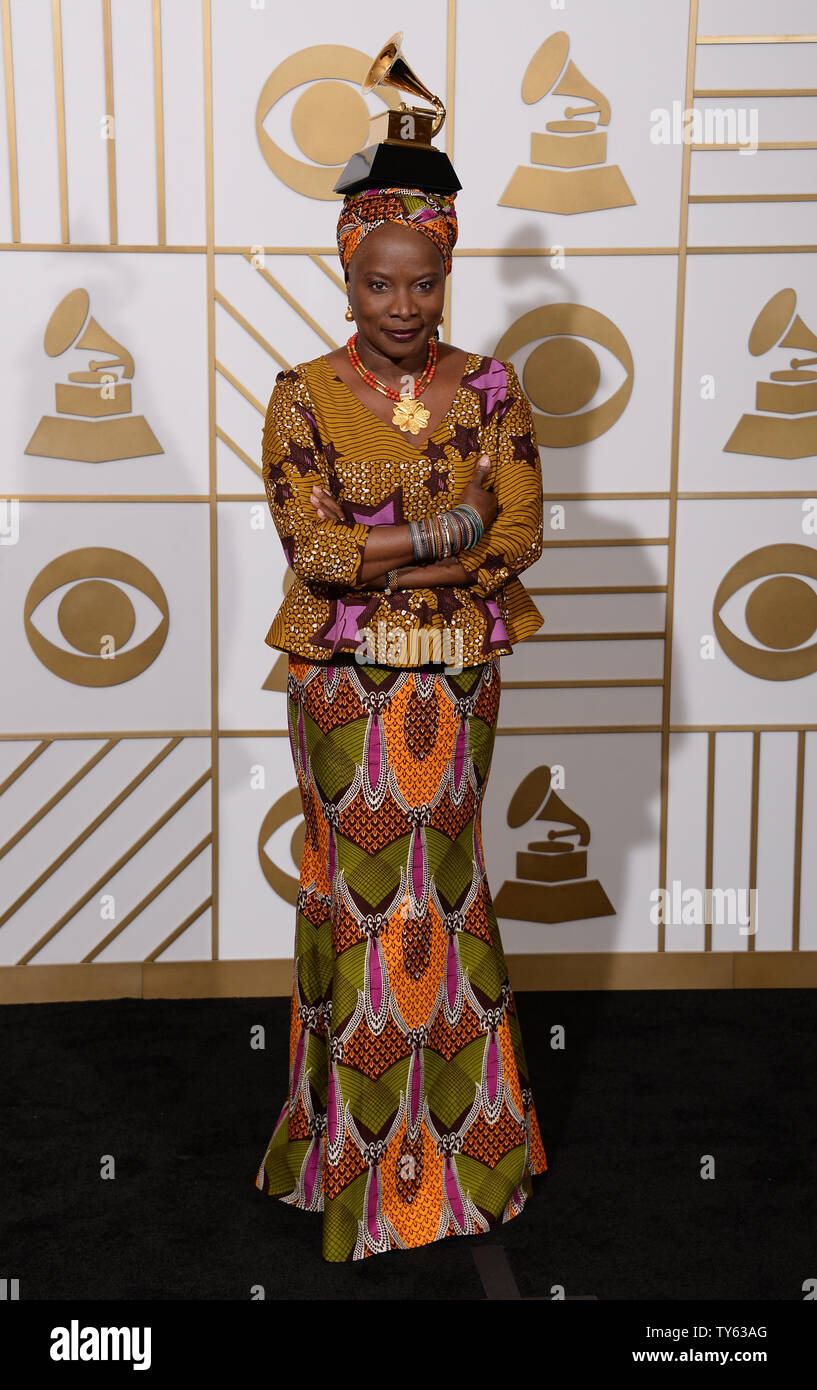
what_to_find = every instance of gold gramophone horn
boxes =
[75,316,135,378]
[362,30,445,135]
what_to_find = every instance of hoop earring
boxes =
[345,302,354,322]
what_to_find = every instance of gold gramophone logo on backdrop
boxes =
[724,289,817,460]
[25,289,162,464]
[500,30,634,214]
[493,767,614,924]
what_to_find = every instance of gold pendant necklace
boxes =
[346,333,438,434]
[392,396,431,434]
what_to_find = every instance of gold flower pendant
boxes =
[392,395,431,435]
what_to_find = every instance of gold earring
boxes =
[345,302,354,322]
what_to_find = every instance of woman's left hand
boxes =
[309,485,347,524]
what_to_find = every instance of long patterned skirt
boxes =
[254,650,548,1262]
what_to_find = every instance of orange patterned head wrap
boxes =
[336,186,459,276]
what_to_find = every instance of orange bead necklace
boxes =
[345,332,438,435]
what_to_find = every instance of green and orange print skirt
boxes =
[254,650,548,1262]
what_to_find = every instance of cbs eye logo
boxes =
[256,45,401,201]
[495,303,633,447]
[24,547,169,687]
[714,542,817,681]
[258,788,306,905]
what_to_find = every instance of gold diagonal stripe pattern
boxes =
[214,359,265,414]
[19,764,212,965]
[0,740,119,862]
[214,289,291,370]
[308,253,346,293]
[146,897,212,963]
[0,741,50,796]
[245,251,339,349]
[215,425,262,480]
[82,834,212,962]
[0,737,182,941]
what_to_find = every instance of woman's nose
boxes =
[390,294,419,320]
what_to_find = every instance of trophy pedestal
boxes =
[723,413,817,459]
[25,415,163,463]
[498,164,634,214]
[756,380,817,413]
[493,877,615,923]
[493,846,614,922]
[517,848,587,881]
[335,143,461,195]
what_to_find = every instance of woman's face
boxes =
[345,221,446,363]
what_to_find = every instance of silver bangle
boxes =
[439,511,452,558]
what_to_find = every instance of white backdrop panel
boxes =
[0,502,212,734]
[1,253,208,495]
[453,0,689,249]
[482,732,661,954]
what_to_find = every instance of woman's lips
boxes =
[384,327,420,340]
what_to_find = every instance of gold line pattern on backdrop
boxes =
[0,0,816,1002]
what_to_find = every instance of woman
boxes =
[254,185,548,1263]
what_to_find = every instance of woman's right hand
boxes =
[454,454,498,530]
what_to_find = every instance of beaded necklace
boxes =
[345,332,438,435]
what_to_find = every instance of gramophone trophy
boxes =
[334,31,461,195]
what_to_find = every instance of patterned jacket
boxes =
[261,352,545,668]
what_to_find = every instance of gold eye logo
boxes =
[258,789,305,905]
[494,303,633,446]
[256,45,401,200]
[713,543,817,680]
[24,547,169,686]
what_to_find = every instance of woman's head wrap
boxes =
[336,186,458,275]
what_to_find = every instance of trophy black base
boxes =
[334,144,462,196]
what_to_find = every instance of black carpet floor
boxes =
[2,989,815,1302]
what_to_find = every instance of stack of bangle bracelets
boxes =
[383,503,485,596]
[409,503,484,562]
